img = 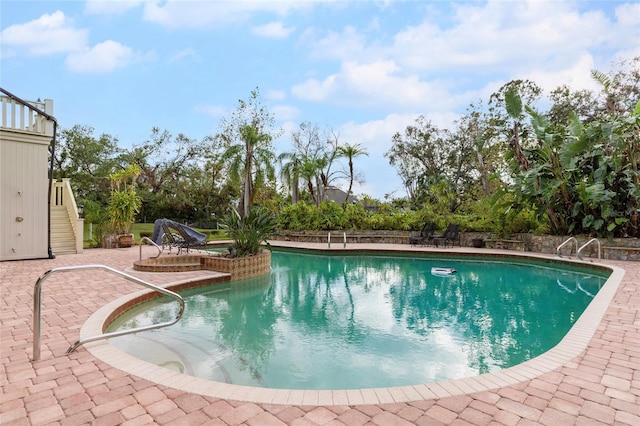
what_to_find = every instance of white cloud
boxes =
[304,26,366,61]
[293,60,455,112]
[615,2,640,27]
[340,113,416,156]
[292,74,336,101]
[0,11,88,57]
[292,0,639,126]
[252,22,294,39]
[524,54,601,94]
[272,104,300,122]
[169,47,197,62]
[142,0,307,29]
[266,90,287,101]
[0,10,152,74]
[84,0,143,15]
[390,1,609,74]
[65,40,146,73]
[195,104,227,119]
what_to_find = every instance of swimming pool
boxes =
[107,250,609,390]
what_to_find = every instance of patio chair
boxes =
[432,223,461,248]
[161,223,185,254]
[173,223,206,254]
[409,222,436,246]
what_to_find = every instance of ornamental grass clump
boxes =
[220,206,276,257]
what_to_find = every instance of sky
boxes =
[1,0,639,201]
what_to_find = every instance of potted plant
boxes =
[471,238,484,248]
[199,206,276,280]
[106,165,142,248]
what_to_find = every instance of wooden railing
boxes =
[52,179,84,253]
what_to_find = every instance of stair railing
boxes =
[52,179,83,253]
[33,264,184,361]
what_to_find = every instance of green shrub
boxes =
[344,203,370,230]
[273,197,546,235]
[219,206,276,257]
[318,201,346,230]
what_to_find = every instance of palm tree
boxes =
[223,124,275,218]
[278,151,301,204]
[299,155,325,205]
[337,143,368,208]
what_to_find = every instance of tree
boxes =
[124,128,209,222]
[455,103,504,197]
[592,56,640,118]
[385,116,461,210]
[224,124,276,218]
[503,89,640,237]
[217,88,281,218]
[299,154,325,205]
[126,128,205,195]
[278,151,301,203]
[284,122,343,204]
[54,125,123,204]
[548,85,599,125]
[337,143,368,208]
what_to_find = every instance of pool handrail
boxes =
[556,237,578,257]
[577,238,601,260]
[139,236,162,260]
[33,264,184,361]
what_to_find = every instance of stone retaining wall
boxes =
[273,231,640,261]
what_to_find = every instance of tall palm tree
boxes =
[337,143,368,208]
[223,124,275,218]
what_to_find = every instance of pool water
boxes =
[108,251,608,390]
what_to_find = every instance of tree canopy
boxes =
[55,57,639,238]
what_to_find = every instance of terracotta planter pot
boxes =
[118,233,135,248]
[102,234,117,249]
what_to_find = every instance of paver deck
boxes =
[1,243,638,425]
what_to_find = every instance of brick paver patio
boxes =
[1,243,638,425]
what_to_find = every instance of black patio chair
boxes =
[409,222,436,246]
[432,223,461,248]
[161,223,185,254]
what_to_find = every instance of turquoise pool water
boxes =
[108,251,608,390]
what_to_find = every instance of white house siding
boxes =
[0,130,50,260]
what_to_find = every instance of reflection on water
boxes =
[109,252,607,390]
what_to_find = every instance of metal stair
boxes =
[50,206,77,254]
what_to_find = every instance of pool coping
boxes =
[80,247,625,406]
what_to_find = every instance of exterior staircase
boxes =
[51,205,77,255]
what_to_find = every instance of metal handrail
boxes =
[577,238,601,260]
[556,237,578,257]
[33,264,184,361]
[139,236,162,260]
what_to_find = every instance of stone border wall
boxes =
[273,231,640,261]
[134,251,272,280]
[202,251,272,280]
